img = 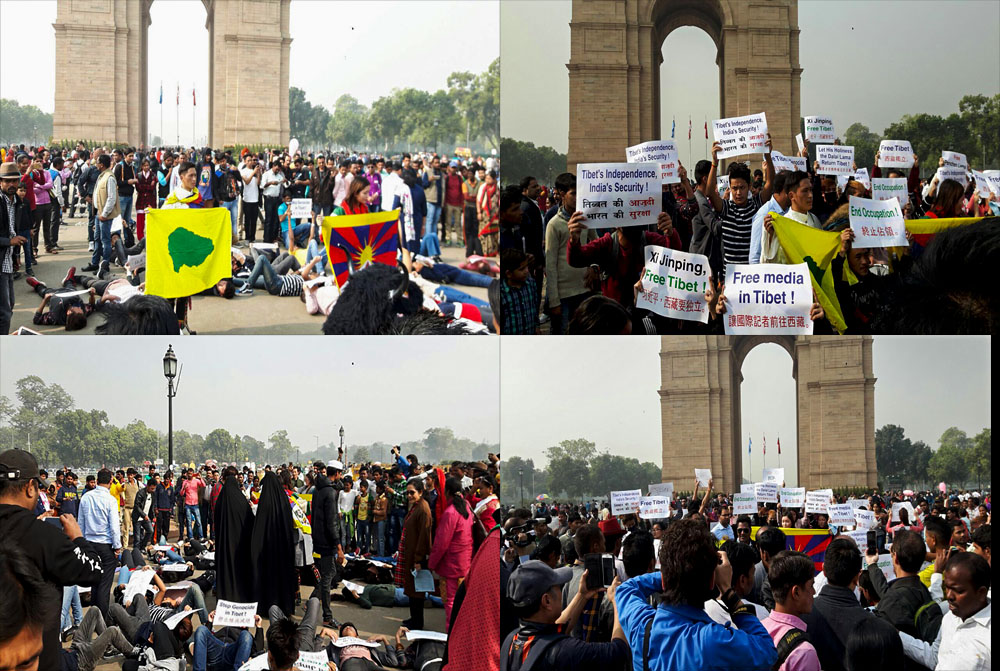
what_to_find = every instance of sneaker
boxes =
[81,264,98,272]
[236,283,253,296]
[25,276,41,289]
[63,266,77,286]
[46,247,58,255]
[25,268,36,278]
[98,261,110,280]
[54,244,65,251]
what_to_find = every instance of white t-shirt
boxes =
[339,489,359,514]
[241,168,260,203]
[704,597,769,626]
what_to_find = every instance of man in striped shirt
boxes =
[705,134,775,273]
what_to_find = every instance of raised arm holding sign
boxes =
[712,113,768,159]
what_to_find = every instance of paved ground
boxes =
[10,213,487,335]
[73,526,444,669]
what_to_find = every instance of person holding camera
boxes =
[501,560,630,671]
[0,449,106,671]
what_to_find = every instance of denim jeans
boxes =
[420,263,493,288]
[310,554,339,621]
[118,195,134,226]
[157,548,185,564]
[186,503,203,539]
[62,585,83,630]
[392,586,443,608]
[356,519,370,554]
[221,199,239,238]
[192,625,252,671]
[244,255,281,293]
[388,507,406,555]
[374,520,386,556]
[306,239,328,275]
[91,217,113,265]
[433,285,489,309]
[419,233,441,258]
[426,202,441,235]
[283,222,311,249]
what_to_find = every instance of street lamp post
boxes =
[162,345,178,469]
[339,426,345,466]
[519,469,524,507]
[433,119,439,154]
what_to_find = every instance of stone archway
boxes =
[52,0,291,147]
[567,0,802,170]
[658,336,877,492]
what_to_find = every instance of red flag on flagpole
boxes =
[176,82,179,105]
[777,436,781,454]
[763,433,766,455]
[704,120,708,139]
[688,116,692,140]
[193,86,196,106]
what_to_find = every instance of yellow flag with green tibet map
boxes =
[771,213,847,334]
[145,208,232,299]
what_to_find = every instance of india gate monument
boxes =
[567,0,802,169]
[659,336,878,492]
[52,0,291,147]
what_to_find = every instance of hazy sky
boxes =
[501,0,1000,160]
[500,337,991,487]
[0,0,498,146]
[0,337,499,451]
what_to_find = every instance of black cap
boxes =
[0,449,39,481]
[506,559,573,607]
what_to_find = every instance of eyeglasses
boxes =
[737,527,751,534]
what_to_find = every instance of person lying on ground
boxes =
[340,582,445,610]
[323,622,405,670]
[234,252,322,297]
[26,272,100,329]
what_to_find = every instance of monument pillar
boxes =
[659,336,877,492]
[568,0,801,171]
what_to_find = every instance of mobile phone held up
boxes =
[584,553,615,590]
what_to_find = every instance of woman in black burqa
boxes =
[250,471,297,617]
[214,473,254,602]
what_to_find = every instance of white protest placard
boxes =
[814,488,834,498]
[853,509,876,530]
[713,112,768,158]
[878,141,914,169]
[877,554,896,582]
[804,116,836,143]
[639,496,670,520]
[741,483,756,495]
[847,498,869,511]
[763,468,784,485]
[971,170,994,198]
[636,246,710,323]
[294,651,330,671]
[610,489,643,516]
[755,482,778,504]
[250,242,279,251]
[816,145,855,176]
[406,630,449,642]
[891,501,915,522]
[648,482,674,499]
[577,162,660,229]
[342,579,364,594]
[795,134,805,153]
[213,600,258,628]
[828,503,855,527]
[848,196,906,248]
[942,151,968,169]
[771,151,807,173]
[978,170,1000,197]
[694,469,712,487]
[332,636,381,649]
[239,654,270,671]
[717,174,730,195]
[806,491,831,514]
[161,563,189,572]
[780,487,806,508]
[123,569,156,604]
[871,178,909,207]
[53,289,90,300]
[201,551,215,561]
[854,168,871,190]
[412,569,435,592]
[626,140,681,184]
[290,198,312,219]
[164,608,201,631]
[733,493,757,515]
[723,263,813,335]
[936,166,969,187]
[847,529,869,553]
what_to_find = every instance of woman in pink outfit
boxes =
[428,476,474,631]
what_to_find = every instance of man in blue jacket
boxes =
[616,518,777,671]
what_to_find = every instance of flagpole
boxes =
[193,84,196,147]
[175,82,179,146]
[159,81,163,147]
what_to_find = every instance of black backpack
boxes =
[914,599,944,643]
[500,628,565,671]
[217,169,237,202]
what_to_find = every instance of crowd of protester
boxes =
[0,142,503,335]
[0,446,502,671]
[499,140,998,335]
[501,480,991,671]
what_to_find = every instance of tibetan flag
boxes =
[748,435,752,455]
[763,433,766,455]
[159,82,163,105]
[752,527,832,574]
[688,116,691,140]
[671,117,675,139]
[176,82,179,105]
[906,216,986,248]
[145,208,231,298]
[777,436,781,454]
[771,213,847,333]
[704,120,708,139]
[321,209,401,289]
[193,86,196,106]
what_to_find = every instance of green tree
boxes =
[499,138,567,187]
[928,427,973,486]
[369,93,405,151]
[842,123,881,172]
[589,453,661,497]
[502,456,536,506]
[327,94,369,150]
[240,434,265,463]
[875,424,911,487]
[204,428,236,463]
[546,438,597,463]
[50,409,110,466]
[958,94,1000,170]
[447,59,499,150]
[907,440,932,486]
[267,430,295,465]
[11,376,75,462]
[969,428,991,489]
[0,98,53,145]
[544,439,595,499]
[882,113,976,178]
